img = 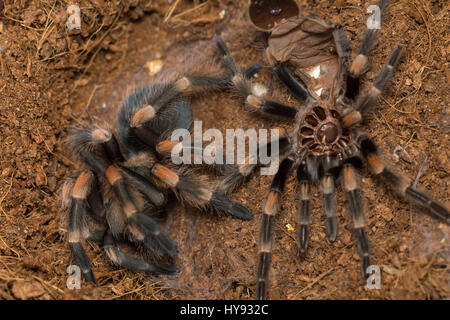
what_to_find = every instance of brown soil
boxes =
[0,0,448,300]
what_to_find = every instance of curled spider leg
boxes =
[359,135,449,222]
[342,44,403,128]
[345,0,391,100]
[70,128,178,257]
[119,91,193,151]
[104,165,178,257]
[119,164,167,208]
[215,36,299,120]
[341,157,372,279]
[130,76,230,123]
[256,157,295,300]
[103,229,177,275]
[296,164,312,254]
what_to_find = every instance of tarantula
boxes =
[61,78,257,284]
[205,0,448,299]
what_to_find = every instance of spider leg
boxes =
[70,128,178,257]
[66,171,100,285]
[119,165,167,208]
[333,25,351,100]
[359,135,449,222]
[296,164,312,254]
[320,156,341,241]
[271,63,312,105]
[215,36,299,120]
[119,91,193,152]
[151,163,253,220]
[342,44,403,128]
[344,0,391,100]
[104,165,178,257]
[103,229,176,275]
[256,157,294,300]
[144,62,262,103]
[244,63,263,80]
[219,135,292,193]
[341,158,372,279]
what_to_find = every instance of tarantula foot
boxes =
[102,230,177,275]
[297,224,310,255]
[361,256,372,280]
[105,245,176,275]
[69,242,99,285]
[208,191,253,220]
[325,217,338,242]
[127,212,178,257]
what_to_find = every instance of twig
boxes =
[413,153,428,188]
[293,268,334,298]
[0,171,14,221]
[164,0,182,23]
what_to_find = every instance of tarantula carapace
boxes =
[61,80,257,284]
[208,0,448,299]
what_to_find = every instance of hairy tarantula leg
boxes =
[86,173,106,221]
[272,63,311,104]
[333,25,351,100]
[215,36,238,76]
[71,128,177,253]
[342,44,403,128]
[256,157,294,300]
[155,139,187,159]
[68,171,99,285]
[148,76,232,117]
[215,36,298,120]
[207,191,253,220]
[296,164,312,254]
[319,156,340,241]
[263,33,311,103]
[126,76,230,132]
[345,0,391,100]
[119,165,167,208]
[104,165,178,257]
[151,164,252,220]
[359,136,449,222]
[103,230,176,275]
[244,63,263,80]
[219,135,292,193]
[320,174,338,242]
[341,158,372,279]
[70,128,114,173]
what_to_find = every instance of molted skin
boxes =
[248,0,299,31]
[267,16,340,101]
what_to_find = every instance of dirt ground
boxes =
[0,0,448,300]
